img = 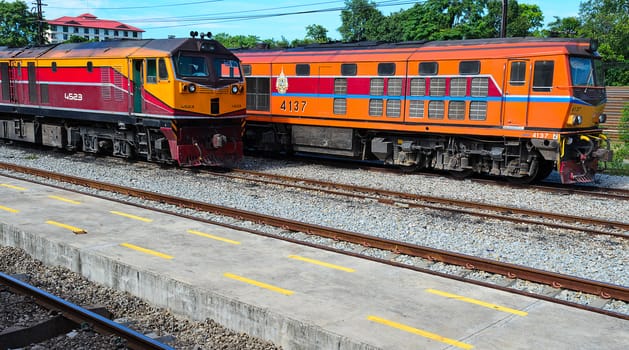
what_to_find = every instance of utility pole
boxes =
[34,0,46,45]
[501,0,508,38]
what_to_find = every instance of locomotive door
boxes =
[0,61,18,103]
[502,59,530,128]
[132,59,144,113]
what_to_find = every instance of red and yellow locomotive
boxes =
[237,38,612,183]
[0,37,245,167]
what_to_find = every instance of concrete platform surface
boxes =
[0,174,627,349]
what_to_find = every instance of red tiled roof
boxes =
[47,13,144,32]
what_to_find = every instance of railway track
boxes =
[212,168,628,238]
[1,161,628,320]
[0,272,172,350]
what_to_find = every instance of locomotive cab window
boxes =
[533,60,554,92]
[509,61,527,86]
[459,61,480,75]
[242,64,252,76]
[158,58,169,80]
[570,57,602,86]
[296,64,310,76]
[176,55,209,77]
[146,59,157,83]
[378,63,395,76]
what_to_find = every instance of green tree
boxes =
[338,0,385,42]
[0,0,44,47]
[483,0,543,37]
[65,35,89,43]
[305,24,330,43]
[214,33,260,49]
[579,0,628,60]
[545,16,582,37]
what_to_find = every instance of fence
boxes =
[602,86,628,142]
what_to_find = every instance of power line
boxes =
[45,0,223,10]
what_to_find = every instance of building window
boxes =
[95,29,99,34]
[296,64,310,76]
[73,27,79,33]
[84,27,89,34]
[62,26,68,33]
[50,25,57,31]
[133,32,138,38]
[104,29,109,35]
[533,60,554,92]
[114,30,119,36]
[124,31,129,37]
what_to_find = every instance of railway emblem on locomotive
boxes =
[276,67,289,94]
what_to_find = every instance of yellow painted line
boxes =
[224,273,294,295]
[0,205,19,213]
[1,184,27,191]
[367,315,474,349]
[48,195,81,205]
[45,220,87,234]
[426,289,528,316]
[110,211,153,223]
[187,229,241,245]
[288,255,355,272]
[120,243,173,260]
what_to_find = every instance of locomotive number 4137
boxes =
[280,100,306,112]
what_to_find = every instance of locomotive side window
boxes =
[147,59,157,83]
[341,63,357,76]
[378,63,395,76]
[87,61,93,73]
[158,59,169,80]
[296,64,310,76]
[246,77,270,111]
[242,64,252,76]
[215,59,242,79]
[459,61,480,75]
[450,78,467,97]
[334,78,347,115]
[52,62,57,72]
[419,62,438,75]
[533,60,554,92]
[509,61,526,86]
[448,101,465,120]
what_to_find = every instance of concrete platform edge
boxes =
[1,222,380,350]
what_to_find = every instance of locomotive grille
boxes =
[410,78,426,96]
[369,99,383,116]
[409,100,424,118]
[429,78,446,96]
[428,100,445,119]
[387,79,403,96]
[334,98,346,115]
[370,79,384,95]
[470,101,487,120]
[386,100,401,117]
[471,77,489,97]
[450,78,467,97]
[334,78,347,94]
[448,101,466,120]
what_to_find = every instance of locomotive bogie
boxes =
[238,38,612,183]
[0,38,246,167]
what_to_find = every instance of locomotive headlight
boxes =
[188,84,196,93]
[569,115,582,126]
[598,113,607,123]
[565,137,573,145]
[231,85,239,94]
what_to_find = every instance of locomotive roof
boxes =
[0,38,234,59]
[235,37,597,63]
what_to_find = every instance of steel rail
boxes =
[1,161,627,304]
[227,169,629,234]
[0,272,173,350]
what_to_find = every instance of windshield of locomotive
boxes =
[570,56,604,86]
[176,55,209,77]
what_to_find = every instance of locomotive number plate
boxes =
[280,100,307,113]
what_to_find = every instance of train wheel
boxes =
[534,160,555,181]
[448,169,473,180]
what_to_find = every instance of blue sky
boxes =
[42,0,582,41]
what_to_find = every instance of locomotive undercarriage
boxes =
[0,116,241,167]
[245,122,556,182]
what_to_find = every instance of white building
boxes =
[46,13,144,44]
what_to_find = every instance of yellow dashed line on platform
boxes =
[426,289,528,316]
[367,315,474,349]
[45,220,87,234]
[120,243,173,259]
[48,195,81,205]
[187,229,241,245]
[224,273,294,295]
[0,205,19,213]
[1,184,27,191]
[110,211,153,222]
[288,255,355,272]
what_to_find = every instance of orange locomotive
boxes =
[237,38,612,183]
[0,37,245,167]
